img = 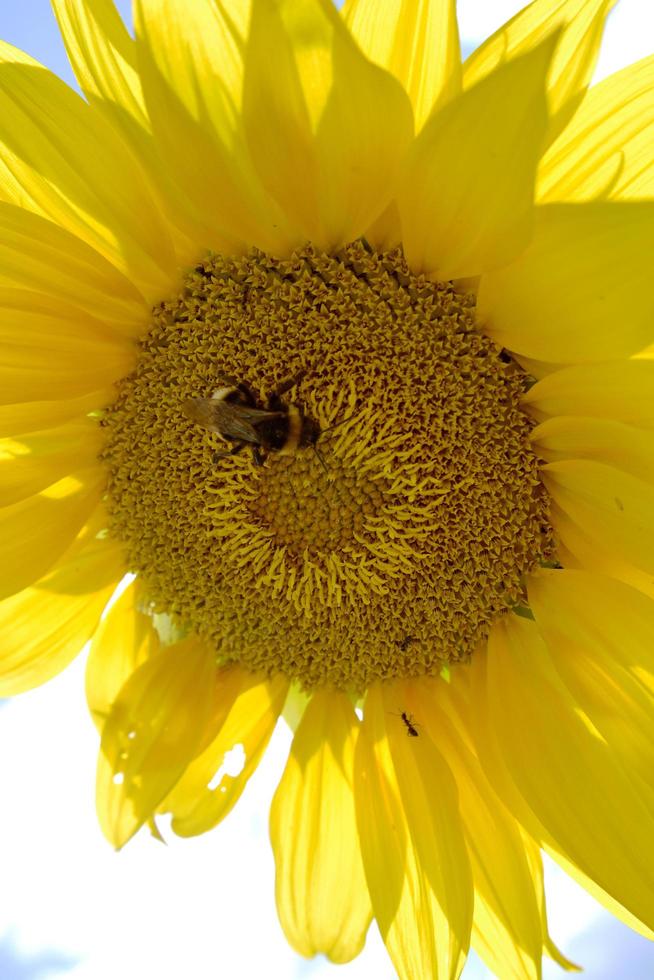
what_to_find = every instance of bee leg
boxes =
[234,382,257,405]
[268,370,305,407]
[252,446,265,467]
[212,374,240,387]
[312,444,328,473]
[212,442,244,464]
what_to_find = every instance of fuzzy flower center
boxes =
[102,242,554,691]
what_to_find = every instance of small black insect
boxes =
[398,635,416,651]
[401,712,420,737]
[183,371,320,466]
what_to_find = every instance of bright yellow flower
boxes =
[2,0,653,975]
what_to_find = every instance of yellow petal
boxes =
[549,502,654,600]
[165,669,289,836]
[0,291,135,402]
[478,202,654,362]
[464,640,654,941]
[399,35,557,280]
[0,40,177,299]
[0,390,113,438]
[0,469,105,600]
[281,681,311,732]
[353,682,472,980]
[52,0,147,126]
[434,673,578,973]
[386,682,474,976]
[0,525,124,696]
[528,569,654,786]
[342,0,461,129]
[413,678,546,980]
[513,352,568,382]
[531,416,654,484]
[0,419,104,505]
[523,360,654,428]
[520,833,580,973]
[133,0,295,255]
[51,0,200,264]
[242,0,413,250]
[0,203,148,333]
[539,55,654,201]
[543,459,654,574]
[270,691,371,963]
[541,843,654,943]
[352,695,405,964]
[463,0,616,140]
[96,635,218,848]
[364,199,403,252]
[481,615,654,932]
[86,577,160,731]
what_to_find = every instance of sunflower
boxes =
[2,0,653,975]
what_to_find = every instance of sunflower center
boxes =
[102,242,554,691]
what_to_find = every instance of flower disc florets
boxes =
[102,242,554,690]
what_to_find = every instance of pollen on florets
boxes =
[101,241,555,691]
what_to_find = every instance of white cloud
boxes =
[458,0,654,84]
[457,0,527,43]
[0,661,298,980]
[0,660,397,980]
[593,0,654,81]
[0,653,636,980]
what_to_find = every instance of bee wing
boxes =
[183,398,284,445]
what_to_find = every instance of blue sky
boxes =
[0,2,653,979]
[0,0,132,84]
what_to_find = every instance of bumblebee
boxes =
[183,371,320,466]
